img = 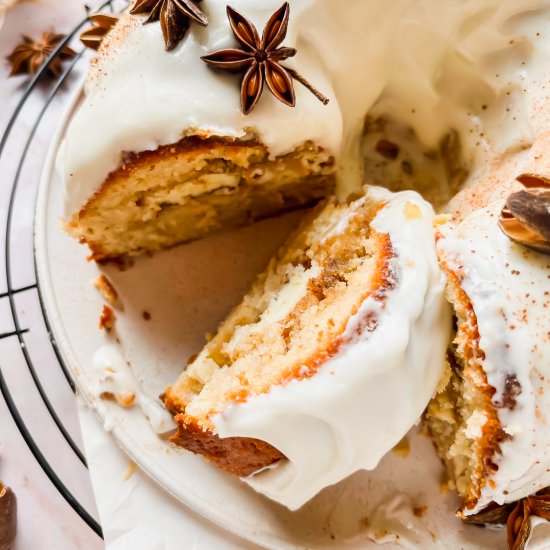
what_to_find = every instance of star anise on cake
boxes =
[464,489,550,550]
[130,0,208,51]
[6,31,76,78]
[80,13,119,51]
[201,3,329,115]
[499,174,550,255]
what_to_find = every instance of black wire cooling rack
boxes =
[0,0,129,540]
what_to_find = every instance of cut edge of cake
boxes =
[66,132,336,261]
[425,261,505,513]
[163,187,395,475]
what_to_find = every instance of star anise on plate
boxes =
[499,174,550,255]
[6,31,76,78]
[80,13,119,51]
[130,0,208,51]
[201,2,329,115]
[464,489,550,550]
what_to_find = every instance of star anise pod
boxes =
[6,31,76,78]
[201,3,329,115]
[80,13,119,51]
[463,489,550,550]
[507,500,532,550]
[462,501,516,526]
[499,174,550,255]
[130,0,208,51]
[507,491,550,550]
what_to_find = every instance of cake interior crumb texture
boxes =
[426,267,504,512]
[66,135,335,260]
[164,190,393,472]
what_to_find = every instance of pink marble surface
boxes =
[0,4,103,548]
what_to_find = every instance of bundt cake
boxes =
[60,0,550,540]
[163,186,450,509]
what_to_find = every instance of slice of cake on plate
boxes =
[164,186,450,509]
[426,166,550,530]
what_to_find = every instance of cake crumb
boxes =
[440,478,455,494]
[123,461,138,481]
[392,436,410,458]
[99,305,116,331]
[94,274,120,307]
[413,505,428,518]
[433,214,452,227]
[100,391,136,408]
[403,202,422,220]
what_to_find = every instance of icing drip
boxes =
[92,345,176,434]
[365,493,439,549]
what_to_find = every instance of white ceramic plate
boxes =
[34,86,504,549]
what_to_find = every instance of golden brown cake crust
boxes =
[171,415,285,477]
[430,261,507,512]
[67,133,335,261]
[79,133,262,218]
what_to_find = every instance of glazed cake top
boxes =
[60,0,549,216]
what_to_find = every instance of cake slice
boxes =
[164,186,449,509]
[64,134,334,261]
[426,172,550,519]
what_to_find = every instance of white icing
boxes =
[92,345,176,434]
[211,189,450,510]
[364,493,440,549]
[437,200,550,514]
[60,0,550,216]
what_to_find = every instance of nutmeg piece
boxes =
[0,483,17,550]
